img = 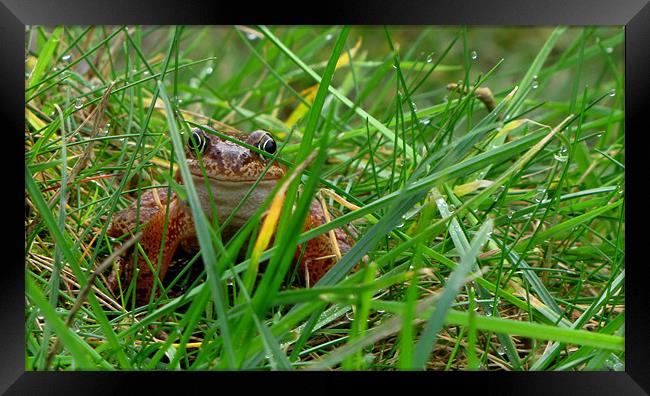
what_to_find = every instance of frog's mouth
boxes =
[189,174,280,226]
[189,173,283,183]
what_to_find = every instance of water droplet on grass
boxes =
[531,75,539,89]
[74,98,84,109]
[605,47,613,54]
[609,88,616,97]
[61,54,72,63]
[554,145,569,162]
[533,188,547,203]
[325,33,333,41]
[470,50,478,60]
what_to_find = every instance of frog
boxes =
[107,127,357,306]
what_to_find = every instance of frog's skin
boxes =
[107,128,356,306]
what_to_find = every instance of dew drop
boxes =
[609,88,616,97]
[325,33,333,41]
[74,98,84,109]
[143,70,150,76]
[420,118,431,126]
[605,47,613,54]
[246,32,259,41]
[411,102,418,111]
[426,55,433,64]
[204,66,214,75]
[61,54,72,63]
[531,75,539,89]
[470,50,478,61]
[553,145,569,162]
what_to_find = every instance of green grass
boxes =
[25,25,624,371]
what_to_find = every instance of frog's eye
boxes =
[257,133,277,156]
[188,129,207,153]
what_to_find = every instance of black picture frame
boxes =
[7,0,648,394]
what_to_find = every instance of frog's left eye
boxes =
[188,128,207,153]
[257,133,277,156]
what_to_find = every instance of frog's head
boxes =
[182,127,286,227]
[185,127,285,182]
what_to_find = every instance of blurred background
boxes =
[26,25,624,136]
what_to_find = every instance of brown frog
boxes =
[107,127,356,306]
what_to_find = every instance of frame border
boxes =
[8,0,648,394]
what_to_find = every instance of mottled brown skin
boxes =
[108,128,356,306]
[295,200,355,285]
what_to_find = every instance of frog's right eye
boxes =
[188,129,207,153]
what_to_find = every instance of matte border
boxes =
[7,0,648,394]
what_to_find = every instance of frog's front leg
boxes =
[108,192,195,307]
[130,197,195,306]
[295,200,358,286]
